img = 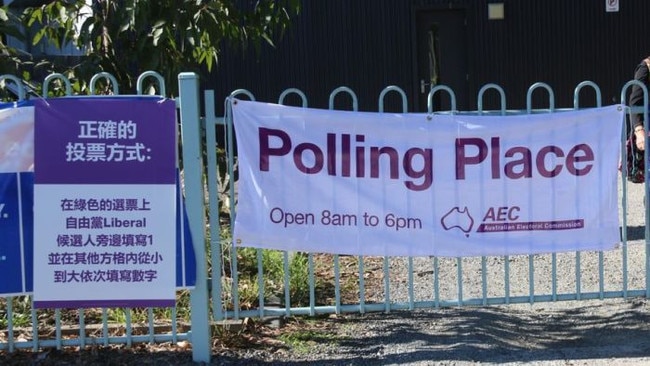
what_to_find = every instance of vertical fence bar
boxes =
[477,85,503,308]
[55,309,62,349]
[102,309,109,346]
[171,307,178,344]
[551,253,557,301]
[79,309,86,348]
[643,86,650,299]
[481,257,488,306]
[383,257,390,312]
[203,89,224,321]
[31,308,37,351]
[125,309,132,348]
[148,309,154,343]
[433,257,440,308]
[408,257,414,310]
[575,253,582,301]
[639,120,650,299]
[504,255,510,304]
[572,81,601,303]
[599,252,605,299]
[7,298,14,352]
[620,81,647,299]
[283,251,291,315]
[529,256,535,304]
[309,254,316,316]
[259,251,266,317]
[178,72,211,363]
[334,255,341,314]
[455,258,462,305]
[226,90,253,320]
[358,256,365,313]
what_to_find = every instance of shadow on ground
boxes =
[218,298,650,365]
[2,298,650,365]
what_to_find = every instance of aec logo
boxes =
[441,206,520,237]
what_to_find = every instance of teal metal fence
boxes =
[190,73,649,324]
[1,71,649,364]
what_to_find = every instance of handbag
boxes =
[625,132,645,183]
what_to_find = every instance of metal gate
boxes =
[0,72,648,364]
[179,73,650,324]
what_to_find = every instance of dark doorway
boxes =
[415,10,469,112]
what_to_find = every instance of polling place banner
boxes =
[33,98,177,308]
[232,100,624,257]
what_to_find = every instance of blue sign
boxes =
[0,172,33,295]
[175,171,197,289]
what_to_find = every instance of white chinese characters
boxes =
[65,120,151,162]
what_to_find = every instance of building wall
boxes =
[211,0,414,113]
[464,0,646,110]
[208,0,649,113]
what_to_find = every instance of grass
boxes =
[208,314,350,355]
[230,247,316,309]
[0,297,32,328]
[277,317,343,355]
[0,288,193,328]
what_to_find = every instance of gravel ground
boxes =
[2,176,650,365]
[215,297,650,366]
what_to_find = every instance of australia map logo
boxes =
[441,207,474,237]
[440,206,584,237]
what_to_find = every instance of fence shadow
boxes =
[222,298,650,365]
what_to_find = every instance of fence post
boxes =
[178,72,211,363]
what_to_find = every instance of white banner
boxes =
[0,105,34,173]
[232,100,624,257]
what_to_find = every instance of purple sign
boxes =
[33,97,178,309]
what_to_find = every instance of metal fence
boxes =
[1,71,649,363]
[0,71,211,361]
[181,73,650,364]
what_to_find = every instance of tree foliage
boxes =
[0,6,25,77]
[1,0,300,96]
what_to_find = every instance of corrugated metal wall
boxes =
[212,0,413,113]
[209,0,649,113]
[467,0,648,110]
